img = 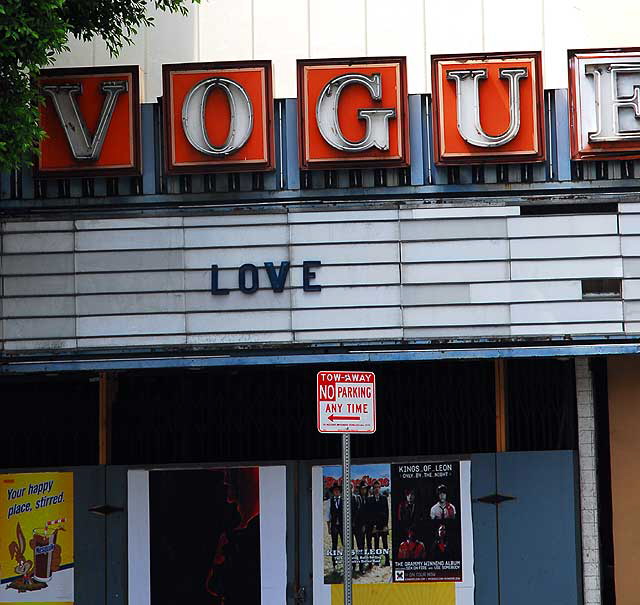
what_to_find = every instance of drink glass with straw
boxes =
[32,519,65,583]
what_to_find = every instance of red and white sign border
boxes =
[316,370,376,434]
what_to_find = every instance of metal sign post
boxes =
[317,371,376,605]
[342,433,352,605]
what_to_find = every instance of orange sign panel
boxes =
[163,61,274,174]
[297,57,409,169]
[432,52,545,164]
[38,66,141,177]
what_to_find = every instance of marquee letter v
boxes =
[42,80,128,160]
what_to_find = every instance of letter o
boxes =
[182,77,253,156]
[238,264,259,294]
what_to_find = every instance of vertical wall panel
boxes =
[366,0,427,93]
[309,0,366,58]
[482,0,544,53]
[424,0,484,91]
[45,0,640,96]
[497,451,580,605]
[91,6,199,101]
[253,0,309,98]
[198,0,253,61]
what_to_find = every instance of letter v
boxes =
[42,80,128,160]
[264,261,290,293]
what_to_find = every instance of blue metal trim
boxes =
[284,99,300,190]
[263,99,280,191]
[545,90,554,181]
[2,343,640,374]
[141,104,157,195]
[554,89,572,182]
[94,178,107,196]
[20,166,34,200]
[1,176,635,212]
[408,95,425,186]
[0,172,10,199]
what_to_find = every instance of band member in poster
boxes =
[397,487,418,536]
[428,524,452,561]
[367,480,390,566]
[352,481,368,573]
[429,484,456,520]
[397,526,426,561]
[327,482,343,569]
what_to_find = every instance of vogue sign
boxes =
[37,48,640,178]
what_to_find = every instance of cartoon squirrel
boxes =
[8,523,34,583]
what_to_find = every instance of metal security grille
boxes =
[109,361,497,465]
[506,358,578,451]
[0,358,580,468]
[0,375,99,468]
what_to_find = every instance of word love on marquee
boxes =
[37,48,640,177]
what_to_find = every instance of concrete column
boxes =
[575,357,601,605]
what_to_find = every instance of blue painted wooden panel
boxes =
[496,451,581,605]
[0,172,10,199]
[106,466,128,605]
[141,104,157,195]
[408,95,426,186]
[554,90,572,182]
[470,453,499,605]
[284,98,300,190]
[20,166,34,199]
[74,466,108,605]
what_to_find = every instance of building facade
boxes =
[2,2,640,604]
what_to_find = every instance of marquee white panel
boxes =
[2,202,637,351]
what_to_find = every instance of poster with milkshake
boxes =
[0,473,74,604]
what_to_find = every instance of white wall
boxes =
[53,0,640,100]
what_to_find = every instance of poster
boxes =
[149,467,261,605]
[313,460,474,605]
[0,472,74,605]
[322,464,392,584]
[391,461,462,582]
